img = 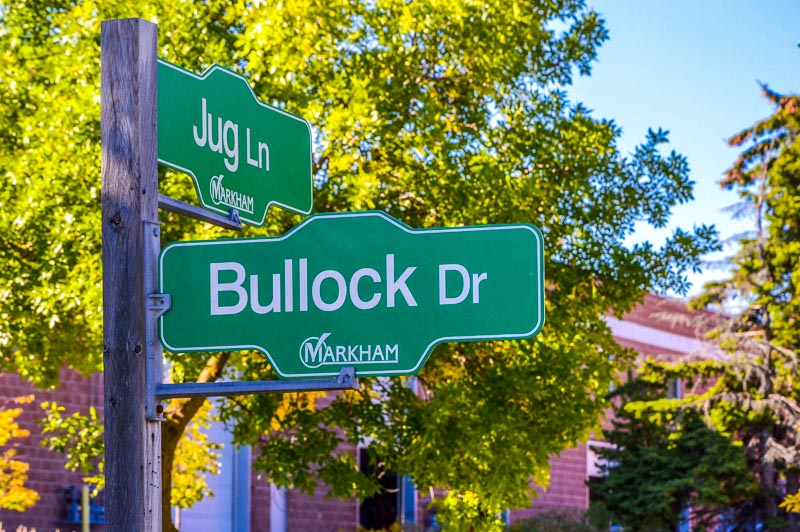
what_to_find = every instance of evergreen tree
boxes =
[691,85,800,528]
[594,374,757,531]
[599,85,800,531]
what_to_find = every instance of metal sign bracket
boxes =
[158,194,243,230]
[143,220,359,421]
[154,366,358,400]
[145,292,171,421]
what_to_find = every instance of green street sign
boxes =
[157,59,312,226]
[159,211,545,378]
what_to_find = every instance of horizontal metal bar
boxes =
[158,193,242,230]
[155,367,358,399]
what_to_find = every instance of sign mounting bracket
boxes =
[158,193,242,230]
[145,292,171,421]
[145,208,358,418]
[153,366,358,401]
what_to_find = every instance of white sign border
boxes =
[157,58,314,226]
[159,211,545,378]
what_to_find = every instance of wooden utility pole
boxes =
[101,18,162,531]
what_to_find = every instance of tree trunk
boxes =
[786,470,800,532]
[160,352,231,532]
[757,431,779,526]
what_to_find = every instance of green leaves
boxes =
[40,401,104,489]
[40,398,223,509]
[171,401,222,509]
[596,381,758,531]
[0,0,717,527]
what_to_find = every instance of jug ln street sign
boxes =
[157,59,312,226]
[159,211,545,378]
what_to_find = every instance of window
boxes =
[667,378,682,400]
[359,449,399,529]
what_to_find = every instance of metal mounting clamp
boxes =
[145,293,171,421]
[147,293,172,318]
[158,194,243,230]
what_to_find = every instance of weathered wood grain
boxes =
[101,18,161,531]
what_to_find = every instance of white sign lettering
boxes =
[192,98,270,174]
[208,254,486,316]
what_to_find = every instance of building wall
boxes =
[0,294,714,530]
[179,414,251,531]
[508,446,589,524]
[246,448,359,531]
[284,486,357,532]
[249,472,272,529]
[0,369,104,532]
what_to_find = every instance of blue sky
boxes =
[569,1,800,294]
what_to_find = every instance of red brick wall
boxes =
[284,439,359,532]
[249,470,271,530]
[285,485,356,532]
[247,473,360,531]
[508,446,588,524]
[247,431,359,531]
[0,369,104,532]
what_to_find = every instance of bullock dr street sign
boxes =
[158,59,312,226]
[159,211,545,378]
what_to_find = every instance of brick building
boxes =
[0,294,716,531]
[0,370,105,531]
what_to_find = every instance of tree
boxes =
[39,396,222,511]
[0,395,39,512]
[691,85,800,529]
[593,372,758,531]
[596,85,800,531]
[0,1,716,529]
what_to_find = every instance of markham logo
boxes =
[299,333,400,369]
[209,174,255,214]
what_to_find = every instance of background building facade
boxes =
[0,295,715,531]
